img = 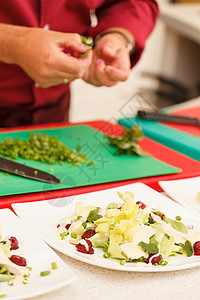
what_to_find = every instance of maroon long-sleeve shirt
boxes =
[0,0,158,127]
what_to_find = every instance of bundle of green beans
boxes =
[0,132,89,166]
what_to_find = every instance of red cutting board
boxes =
[1,120,200,210]
[162,106,200,137]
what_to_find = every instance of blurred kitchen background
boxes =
[69,0,200,123]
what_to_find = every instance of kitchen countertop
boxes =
[159,2,200,44]
[29,249,200,300]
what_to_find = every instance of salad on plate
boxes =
[0,225,30,291]
[57,191,200,266]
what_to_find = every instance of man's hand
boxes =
[83,31,132,87]
[0,24,92,88]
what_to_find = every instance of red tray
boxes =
[1,120,200,209]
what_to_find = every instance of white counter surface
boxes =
[26,249,200,300]
[159,3,200,44]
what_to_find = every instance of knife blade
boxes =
[0,156,61,184]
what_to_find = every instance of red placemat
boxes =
[1,120,200,210]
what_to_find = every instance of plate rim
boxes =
[12,182,200,273]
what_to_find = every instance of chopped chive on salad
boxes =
[0,230,30,288]
[0,132,92,166]
[57,191,200,266]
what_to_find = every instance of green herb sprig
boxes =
[105,125,148,156]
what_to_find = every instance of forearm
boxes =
[0,23,29,64]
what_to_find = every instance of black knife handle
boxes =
[137,110,200,126]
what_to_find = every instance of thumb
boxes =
[101,44,117,58]
[59,33,88,53]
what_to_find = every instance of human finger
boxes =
[95,59,118,87]
[55,49,93,77]
[105,65,129,82]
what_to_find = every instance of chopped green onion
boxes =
[103,253,110,259]
[60,232,69,239]
[23,278,28,284]
[159,260,168,266]
[0,132,92,166]
[51,262,58,270]
[82,221,87,228]
[71,233,77,239]
[40,271,51,276]
[120,260,126,265]
[8,280,14,286]
[175,216,182,221]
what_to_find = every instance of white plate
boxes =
[0,209,76,300]
[12,182,200,272]
[159,177,200,213]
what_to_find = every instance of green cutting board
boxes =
[0,125,180,196]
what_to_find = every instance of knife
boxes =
[137,110,200,126]
[0,156,61,184]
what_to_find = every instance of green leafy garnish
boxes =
[82,221,87,228]
[138,241,159,255]
[93,241,109,252]
[147,215,155,224]
[105,125,148,156]
[179,240,193,257]
[87,209,102,222]
[165,218,188,234]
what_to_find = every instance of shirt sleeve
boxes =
[89,0,159,66]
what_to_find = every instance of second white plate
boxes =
[159,176,200,213]
[12,182,200,272]
[0,209,76,300]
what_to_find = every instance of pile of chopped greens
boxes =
[106,125,148,156]
[0,132,89,166]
